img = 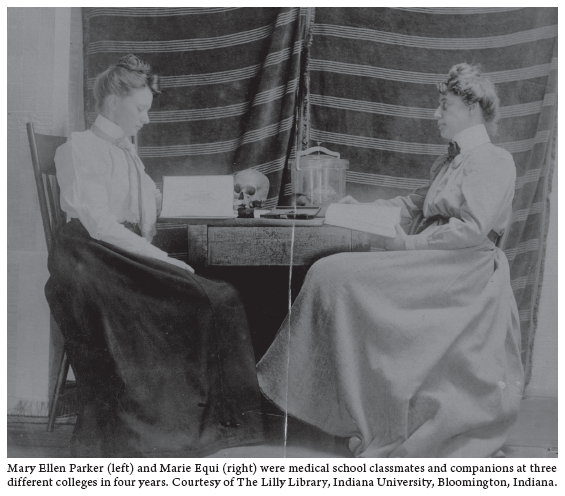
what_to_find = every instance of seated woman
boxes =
[46,55,264,457]
[257,63,524,458]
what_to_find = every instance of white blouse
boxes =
[375,124,516,250]
[55,115,171,262]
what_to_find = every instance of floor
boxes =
[7,396,557,458]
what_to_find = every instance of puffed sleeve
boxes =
[55,133,171,262]
[405,146,516,250]
[372,156,446,221]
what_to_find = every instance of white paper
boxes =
[159,175,237,218]
[324,204,401,238]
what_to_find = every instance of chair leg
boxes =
[47,351,70,432]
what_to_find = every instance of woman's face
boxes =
[433,92,472,142]
[111,86,153,137]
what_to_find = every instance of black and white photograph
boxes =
[6,4,558,469]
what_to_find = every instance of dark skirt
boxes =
[45,220,264,457]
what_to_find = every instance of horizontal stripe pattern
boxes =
[311,94,432,119]
[518,308,531,322]
[510,273,539,292]
[340,171,542,193]
[139,116,294,158]
[145,102,249,124]
[345,172,543,192]
[252,77,299,106]
[501,131,551,154]
[86,41,303,90]
[88,65,260,90]
[543,93,557,107]
[311,128,445,155]
[499,100,548,119]
[312,128,551,156]
[275,8,299,27]
[512,202,544,223]
[90,78,301,125]
[347,171,428,190]
[87,24,276,54]
[310,59,551,84]
[394,7,523,15]
[282,173,543,200]
[313,24,557,50]
[86,8,240,18]
[87,10,297,55]
[251,156,287,176]
[504,239,540,261]
[311,94,553,120]
[515,169,543,190]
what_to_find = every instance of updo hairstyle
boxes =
[93,54,161,110]
[438,63,500,132]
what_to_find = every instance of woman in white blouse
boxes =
[258,63,524,458]
[46,55,264,457]
[55,57,192,272]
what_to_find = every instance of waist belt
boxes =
[416,214,500,245]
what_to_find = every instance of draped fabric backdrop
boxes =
[83,7,557,381]
[308,7,557,381]
[82,7,311,257]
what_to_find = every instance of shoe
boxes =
[348,436,363,453]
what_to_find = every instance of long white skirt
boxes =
[257,240,524,457]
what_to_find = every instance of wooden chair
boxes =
[26,122,70,432]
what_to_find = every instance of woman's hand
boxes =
[167,257,195,274]
[384,224,407,251]
[339,195,359,204]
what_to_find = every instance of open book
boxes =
[159,175,237,218]
[324,203,401,238]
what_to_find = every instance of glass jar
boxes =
[289,146,349,208]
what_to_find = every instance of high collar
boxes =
[452,124,490,154]
[93,114,126,140]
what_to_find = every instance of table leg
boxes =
[187,224,208,268]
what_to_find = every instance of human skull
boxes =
[233,169,270,208]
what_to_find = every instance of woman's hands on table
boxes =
[338,195,406,250]
[384,224,407,251]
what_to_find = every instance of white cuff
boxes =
[405,234,428,251]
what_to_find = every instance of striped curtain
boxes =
[83,11,311,183]
[308,7,557,379]
[83,7,311,257]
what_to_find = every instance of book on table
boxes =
[159,175,237,218]
[324,203,401,238]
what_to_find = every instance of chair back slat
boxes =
[34,133,67,175]
[53,180,65,229]
[45,175,61,231]
[26,122,67,253]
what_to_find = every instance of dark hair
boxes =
[438,63,500,132]
[93,54,161,110]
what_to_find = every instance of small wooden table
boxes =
[159,217,372,268]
